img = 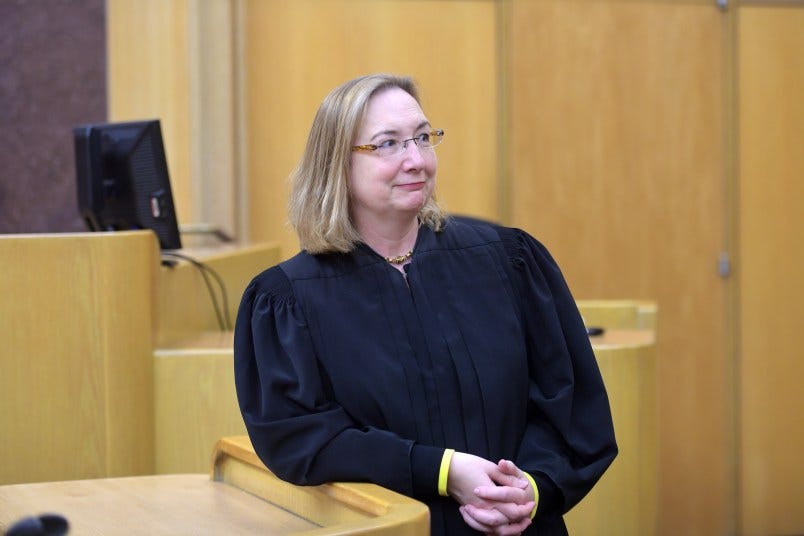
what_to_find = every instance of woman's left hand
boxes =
[459,459,536,535]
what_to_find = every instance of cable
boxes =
[161,252,231,330]
[160,252,232,331]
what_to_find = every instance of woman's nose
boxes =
[400,140,428,168]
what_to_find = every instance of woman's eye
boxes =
[378,139,398,149]
[417,132,431,143]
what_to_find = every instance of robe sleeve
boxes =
[233,266,443,496]
[500,228,618,516]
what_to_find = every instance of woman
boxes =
[234,73,617,535]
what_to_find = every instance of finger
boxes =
[496,460,528,484]
[492,501,535,522]
[498,459,520,473]
[496,459,520,473]
[462,503,510,528]
[491,472,529,489]
[459,505,493,533]
[466,498,533,526]
[495,516,532,536]
[472,513,532,536]
[474,484,529,503]
[489,462,528,489]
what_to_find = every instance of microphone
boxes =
[5,513,69,536]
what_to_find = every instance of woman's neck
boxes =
[357,215,419,260]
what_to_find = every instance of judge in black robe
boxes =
[234,74,617,536]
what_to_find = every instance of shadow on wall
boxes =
[0,0,106,234]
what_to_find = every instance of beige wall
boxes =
[106,1,804,534]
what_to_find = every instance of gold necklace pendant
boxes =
[384,250,413,265]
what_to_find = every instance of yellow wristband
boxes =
[438,449,455,497]
[522,471,539,519]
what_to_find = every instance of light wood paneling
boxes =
[106,0,193,224]
[188,1,239,239]
[153,242,280,473]
[243,0,499,258]
[107,0,238,239]
[154,333,246,474]
[507,2,729,534]
[738,5,804,535]
[101,3,804,533]
[0,232,157,484]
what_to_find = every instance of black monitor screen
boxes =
[73,119,182,250]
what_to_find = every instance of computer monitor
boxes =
[73,119,182,250]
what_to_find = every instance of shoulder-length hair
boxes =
[288,73,447,254]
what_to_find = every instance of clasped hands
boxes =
[448,452,535,535]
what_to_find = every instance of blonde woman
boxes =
[235,74,617,535]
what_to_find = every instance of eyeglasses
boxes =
[351,129,445,157]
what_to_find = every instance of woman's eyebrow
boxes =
[369,129,399,142]
[369,120,431,142]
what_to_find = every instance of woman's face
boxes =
[348,87,437,228]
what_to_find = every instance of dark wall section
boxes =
[0,0,106,233]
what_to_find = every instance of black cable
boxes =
[161,252,224,330]
[160,252,232,331]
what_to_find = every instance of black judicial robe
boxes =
[234,217,617,535]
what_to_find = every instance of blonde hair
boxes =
[288,73,446,254]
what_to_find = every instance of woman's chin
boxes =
[397,191,429,211]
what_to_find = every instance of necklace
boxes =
[384,250,413,265]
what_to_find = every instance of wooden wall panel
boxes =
[106,0,193,224]
[107,0,238,240]
[154,343,247,474]
[243,0,499,258]
[0,232,157,484]
[738,5,804,535]
[507,1,730,534]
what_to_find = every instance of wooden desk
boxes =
[0,231,280,485]
[0,437,430,535]
[576,299,657,331]
[153,328,658,534]
[0,474,316,534]
[154,327,658,532]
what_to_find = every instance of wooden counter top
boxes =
[0,436,430,535]
[0,474,315,535]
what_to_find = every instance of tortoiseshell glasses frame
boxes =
[351,129,445,157]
